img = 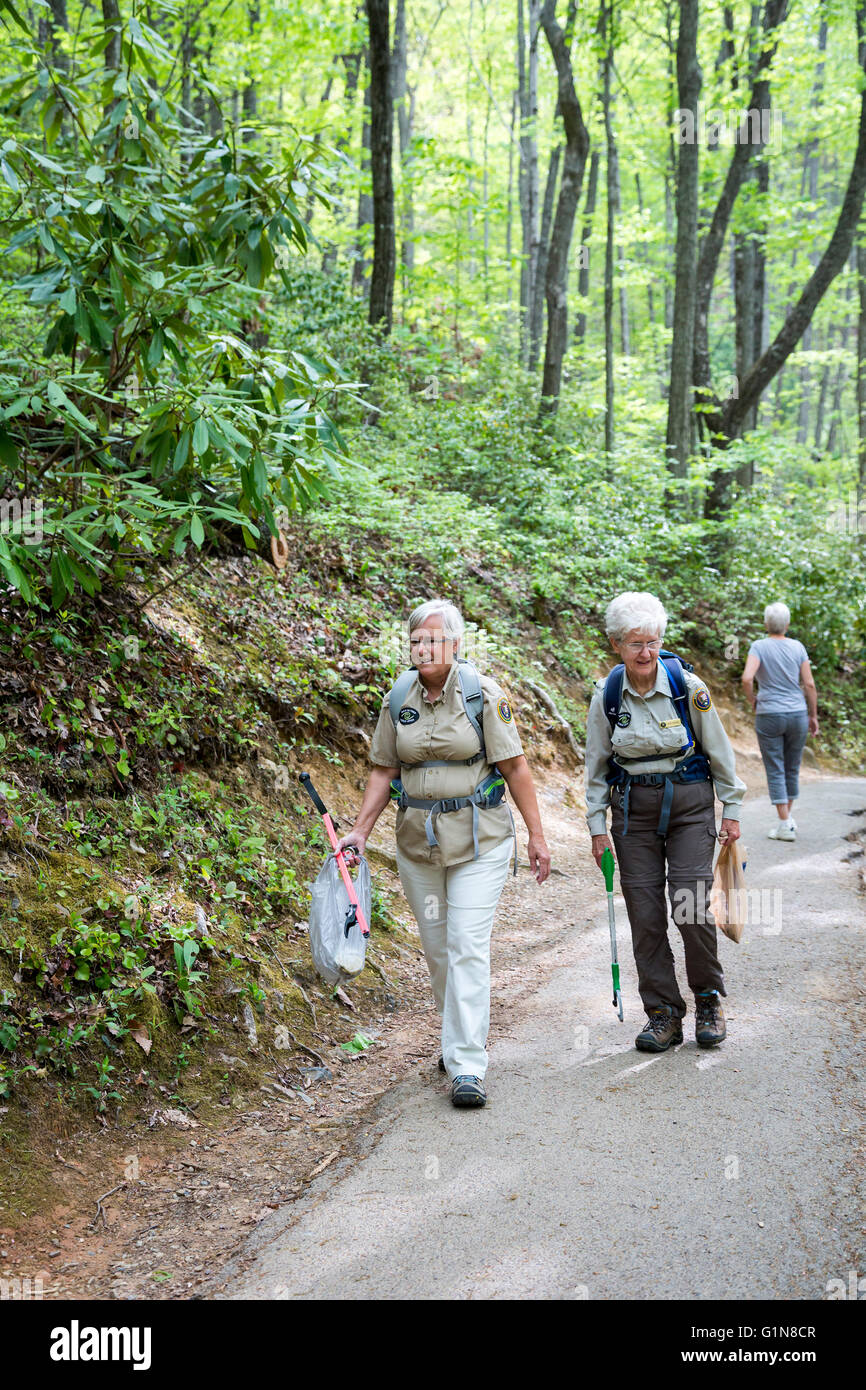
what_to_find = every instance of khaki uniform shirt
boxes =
[584,663,746,836]
[369,662,524,867]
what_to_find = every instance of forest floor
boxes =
[2,695,862,1300]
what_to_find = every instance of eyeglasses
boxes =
[410,635,451,649]
[622,640,662,653]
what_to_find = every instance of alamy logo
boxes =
[49,1320,152,1370]
[0,1274,44,1299]
[0,495,43,545]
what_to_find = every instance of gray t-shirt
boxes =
[748,636,809,713]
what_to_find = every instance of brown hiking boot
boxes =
[635,1006,683,1052]
[695,992,726,1047]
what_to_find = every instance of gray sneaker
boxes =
[450,1075,487,1108]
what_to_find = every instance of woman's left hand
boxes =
[527,833,551,884]
[718,818,740,843]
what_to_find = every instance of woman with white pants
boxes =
[336,599,550,1108]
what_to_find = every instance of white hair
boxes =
[408,598,465,642]
[764,602,790,634]
[604,591,668,643]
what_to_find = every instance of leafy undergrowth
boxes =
[0,520,584,1150]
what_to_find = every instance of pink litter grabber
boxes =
[298,772,371,938]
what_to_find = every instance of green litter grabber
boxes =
[601,846,624,1021]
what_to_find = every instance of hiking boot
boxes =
[695,991,726,1046]
[450,1075,486,1108]
[437,1055,446,1073]
[635,1007,683,1053]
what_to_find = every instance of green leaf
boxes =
[192,416,209,455]
[0,156,19,191]
[46,380,94,433]
[189,512,204,547]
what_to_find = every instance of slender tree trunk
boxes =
[538,0,589,413]
[517,0,541,365]
[241,3,260,141]
[858,232,866,484]
[353,60,374,292]
[692,0,789,421]
[365,0,396,333]
[531,144,560,371]
[602,0,616,448]
[392,0,419,301]
[574,149,599,343]
[665,0,701,476]
[102,0,122,117]
[322,48,362,275]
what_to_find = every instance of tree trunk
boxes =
[665,0,701,476]
[859,233,866,484]
[353,61,374,292]
[322,48,363,276]
[241,3,260,141]
[102,0,122,117]
[692,0,789,417]
[392,0,414,275]
[517,0,541,365]
[538,0,590,413]
[574,149,600,343]
[602,0,616,448]
[713,12,866,444]
[365,0,396,333]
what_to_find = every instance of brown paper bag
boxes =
[709,838,748,943]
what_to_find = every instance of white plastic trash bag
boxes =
[308,854,370,984]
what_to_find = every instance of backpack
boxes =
[389,657,487,765]
[602,649,708,784]
[386,658,515,869]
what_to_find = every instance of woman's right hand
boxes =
[808,715,819,736]
[335,831,366,866]
[591,833,612,867]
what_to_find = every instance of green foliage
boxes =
[0,8,359,608]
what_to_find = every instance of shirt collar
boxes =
[622,660,671,698]
[418,661,460,703]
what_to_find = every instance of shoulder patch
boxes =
[398,706,420,725]
[616,710,631,727]
[692,688,712,712]
[495,697,513,724]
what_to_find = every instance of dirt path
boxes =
[207,776,866,1300]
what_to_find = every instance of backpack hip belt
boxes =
[611,757,711,836]
[602,649,711,837]
[391,773,516,864]
[387,658,517,873]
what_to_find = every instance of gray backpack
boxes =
[386,659,516,871]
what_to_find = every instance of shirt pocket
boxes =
[612,719,684,760]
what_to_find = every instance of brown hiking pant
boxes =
[610,778,725,1019]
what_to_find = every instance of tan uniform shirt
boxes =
[584,663,746,836]
[369,662,524,867]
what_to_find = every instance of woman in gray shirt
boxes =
[741,602,819,841]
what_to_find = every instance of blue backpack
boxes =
[602,650,710,834]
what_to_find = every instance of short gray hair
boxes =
[764,602,790,634]
[408,598,465,642]
[605,591,668,643]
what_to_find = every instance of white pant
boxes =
[396,835,513,1080]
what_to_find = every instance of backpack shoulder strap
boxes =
[388,669,418,726]
[456,659,486,756]
[659,653,702,754]
[603,664,626,733]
